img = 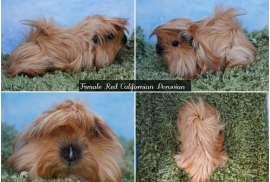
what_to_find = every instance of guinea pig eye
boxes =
[172,41,179,47]
[92,36,98,43]
[108,34,115,40]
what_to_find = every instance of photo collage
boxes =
[1,0,269,182]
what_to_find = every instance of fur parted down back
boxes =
[174,98,228,182]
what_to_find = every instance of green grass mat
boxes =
[136,26,269,91]
[1,122,134,182]
[1,31,135,91]
[136,93,268,182]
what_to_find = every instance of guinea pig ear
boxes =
[149,26,168,39]
[92,114,117,141]
[106,17,129,34]
[149,25,164,39]
[179,30,198,49]
[90,125,103,137]
[149,30,157,39]
[116,18,129,34]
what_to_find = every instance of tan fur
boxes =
[4,15,128,77]
[174,98,228,182]
[151,4,259,79]
[5,100,124,182]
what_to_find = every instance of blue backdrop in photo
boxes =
[1,93,135,139]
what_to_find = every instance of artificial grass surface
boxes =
[1,122,134,182]
[1,31,135,91]
[136,93,268,182]
[136,26,269,91]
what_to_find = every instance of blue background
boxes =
[1,93,135,139]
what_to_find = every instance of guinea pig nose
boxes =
[156,43,164,55]
[122,34,127,44]
[60,145,82,167]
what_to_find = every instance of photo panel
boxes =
[136,0,268,91]
[136,93,268,181]
[1,0,135,91]
[1,92,135,181]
